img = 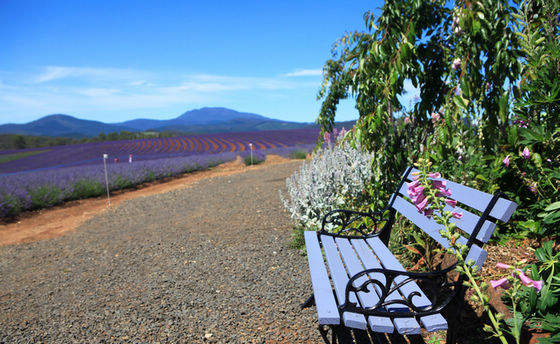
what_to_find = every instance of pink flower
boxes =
[444,199,457,207]
[496,262,511,269]
[452,58,461,70]
[451,211,463,219]
[503,155,510,167]
[416,197,429,212]
[490,277,511,290]
[404,117,410,125]
[323,131,331,143]
[424,208,434,218]
[407,180,421,190]
[428,172,442,179]
[431,180,447,189]
[518,271,543,291]
[436,189,452,197]
[522,147,530,159]
[431,112,441,123]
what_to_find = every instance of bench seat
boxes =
[305,231,448,335]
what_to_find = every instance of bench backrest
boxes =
[388,167,518,269]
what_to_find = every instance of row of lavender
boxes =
[0,128,319,175]
[0,144,315,219]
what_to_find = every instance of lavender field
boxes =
[0,128,319,219]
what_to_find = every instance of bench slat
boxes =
[465,243,488,272]
[398,183,497,243]
[366,237,448,333]
[334,237,395,333]
[393,195,490,270]
[321,235,368,329]
[303,231,340,325]
[356,238,423,335]
[392,196,454,249]
[407,168,517,222]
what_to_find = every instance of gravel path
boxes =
[0,161,323,343]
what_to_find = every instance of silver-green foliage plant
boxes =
[281,134,374,231]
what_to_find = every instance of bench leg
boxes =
[446,285,467,344]
[301,293,315,309]
[319,324,337,344]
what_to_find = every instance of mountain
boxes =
[113,107,274,131]
[0,108,315,138]
[0,114,137,138]
[153,117,313,134]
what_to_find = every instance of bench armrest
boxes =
[339,264,459,318]
[320,209,392,238]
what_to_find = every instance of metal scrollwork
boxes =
[338,265,459,318]
[320,209,391,238]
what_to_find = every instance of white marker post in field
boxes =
[249,143,253,166]
[103,154,111,205]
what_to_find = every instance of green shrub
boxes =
[111,175,133,190]
[243,151,266,166]
[29,185,63,208]
[71,179,104,199]
[0,194,22,218]
[289,150,308,159]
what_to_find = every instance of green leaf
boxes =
[453,96,467,109]
[460,78,471,98]
[543,211,560,225]
[476,174,488,182]
[544,202,560,212]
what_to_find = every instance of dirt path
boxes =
[0,155,296,246]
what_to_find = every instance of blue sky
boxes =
[0,0,393,125]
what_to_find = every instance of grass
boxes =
[0,149,50,164]
[243,155,265,166]
[289,150,308,159]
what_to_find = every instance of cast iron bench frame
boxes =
[302,166,518,343]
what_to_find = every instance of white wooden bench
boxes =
[302,166,518,343]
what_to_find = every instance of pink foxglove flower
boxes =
[429,172,442,179]
[415,197,429,213]
[503,155,510,167]
[444,199,457,207]
[424,208,434,218]
[518,271,543,291]
[490,277,511,290]
[451,211,463,219]
[431,112,441,123]
[436,189,453,197]
[522,147,530,159]
[407,180,421,190]
[496,262,511,269]
[432,180,446,189]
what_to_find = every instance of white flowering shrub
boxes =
[281,138,374,231]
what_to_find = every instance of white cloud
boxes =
[79,88,121,97]
[34,66,142,83]
[283,69,322,77]
[0,66,323,123]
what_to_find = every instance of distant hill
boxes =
[114,107,273,131]
[0,114,137,138]
[0,108,317,138]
